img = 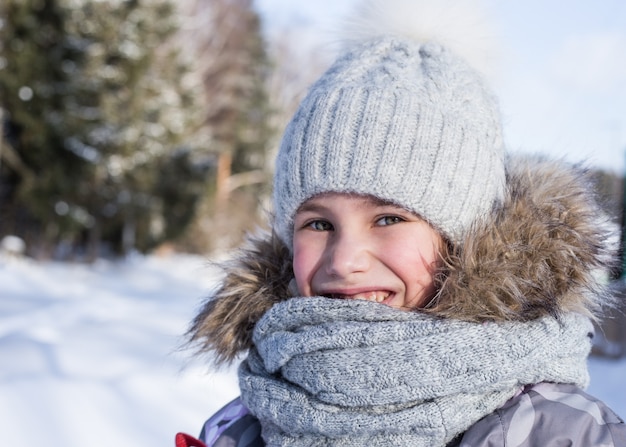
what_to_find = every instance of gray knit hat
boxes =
[273,0,506,248]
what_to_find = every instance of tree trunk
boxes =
[216,151,232,210]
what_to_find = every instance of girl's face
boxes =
[292,193,443,310]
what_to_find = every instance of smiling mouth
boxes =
[323,291,391,303]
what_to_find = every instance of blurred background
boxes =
[1,0,625,259]
[0,1,625,446]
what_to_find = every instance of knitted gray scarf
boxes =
[239,297,592,446]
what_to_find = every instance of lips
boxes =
[322,290,392,303]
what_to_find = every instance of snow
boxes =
[0,253,624,446]
[0,254,240,446]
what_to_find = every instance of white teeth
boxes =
[325,291,390,303]
[350,292,389,303]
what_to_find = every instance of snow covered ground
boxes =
[0,253,624,447]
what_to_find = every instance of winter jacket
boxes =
[176,156,625,446]
[177,381,625,446]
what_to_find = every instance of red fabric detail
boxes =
[175,432,208,447]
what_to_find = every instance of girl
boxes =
[176,0,626,445]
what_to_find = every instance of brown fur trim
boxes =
[186,230,293,365]
[188,156,618,364]
[426,156,616,321]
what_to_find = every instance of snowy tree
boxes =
[0,0,83,252]
[0,0,208,258]
[175,0,275,252]
[61,0,208,256]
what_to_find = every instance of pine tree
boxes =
[0,0,88,252]
[62,0,207,256]
[0,0,208,258]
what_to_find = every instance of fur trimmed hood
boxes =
[188,156,617,365]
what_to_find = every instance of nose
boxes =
[324,230,370,278]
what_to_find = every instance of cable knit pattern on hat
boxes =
[273,35,505,247]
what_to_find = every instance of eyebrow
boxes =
[296,194,405,214]
[296,201,327,214]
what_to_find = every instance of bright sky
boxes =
[254,0,626,174]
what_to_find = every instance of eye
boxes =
[376,215,404,226]
[306,219,333,231]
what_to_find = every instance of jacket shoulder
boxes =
[199,397,263,447]
[454,382,626,446]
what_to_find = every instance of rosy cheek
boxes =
[292,250,313,296]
